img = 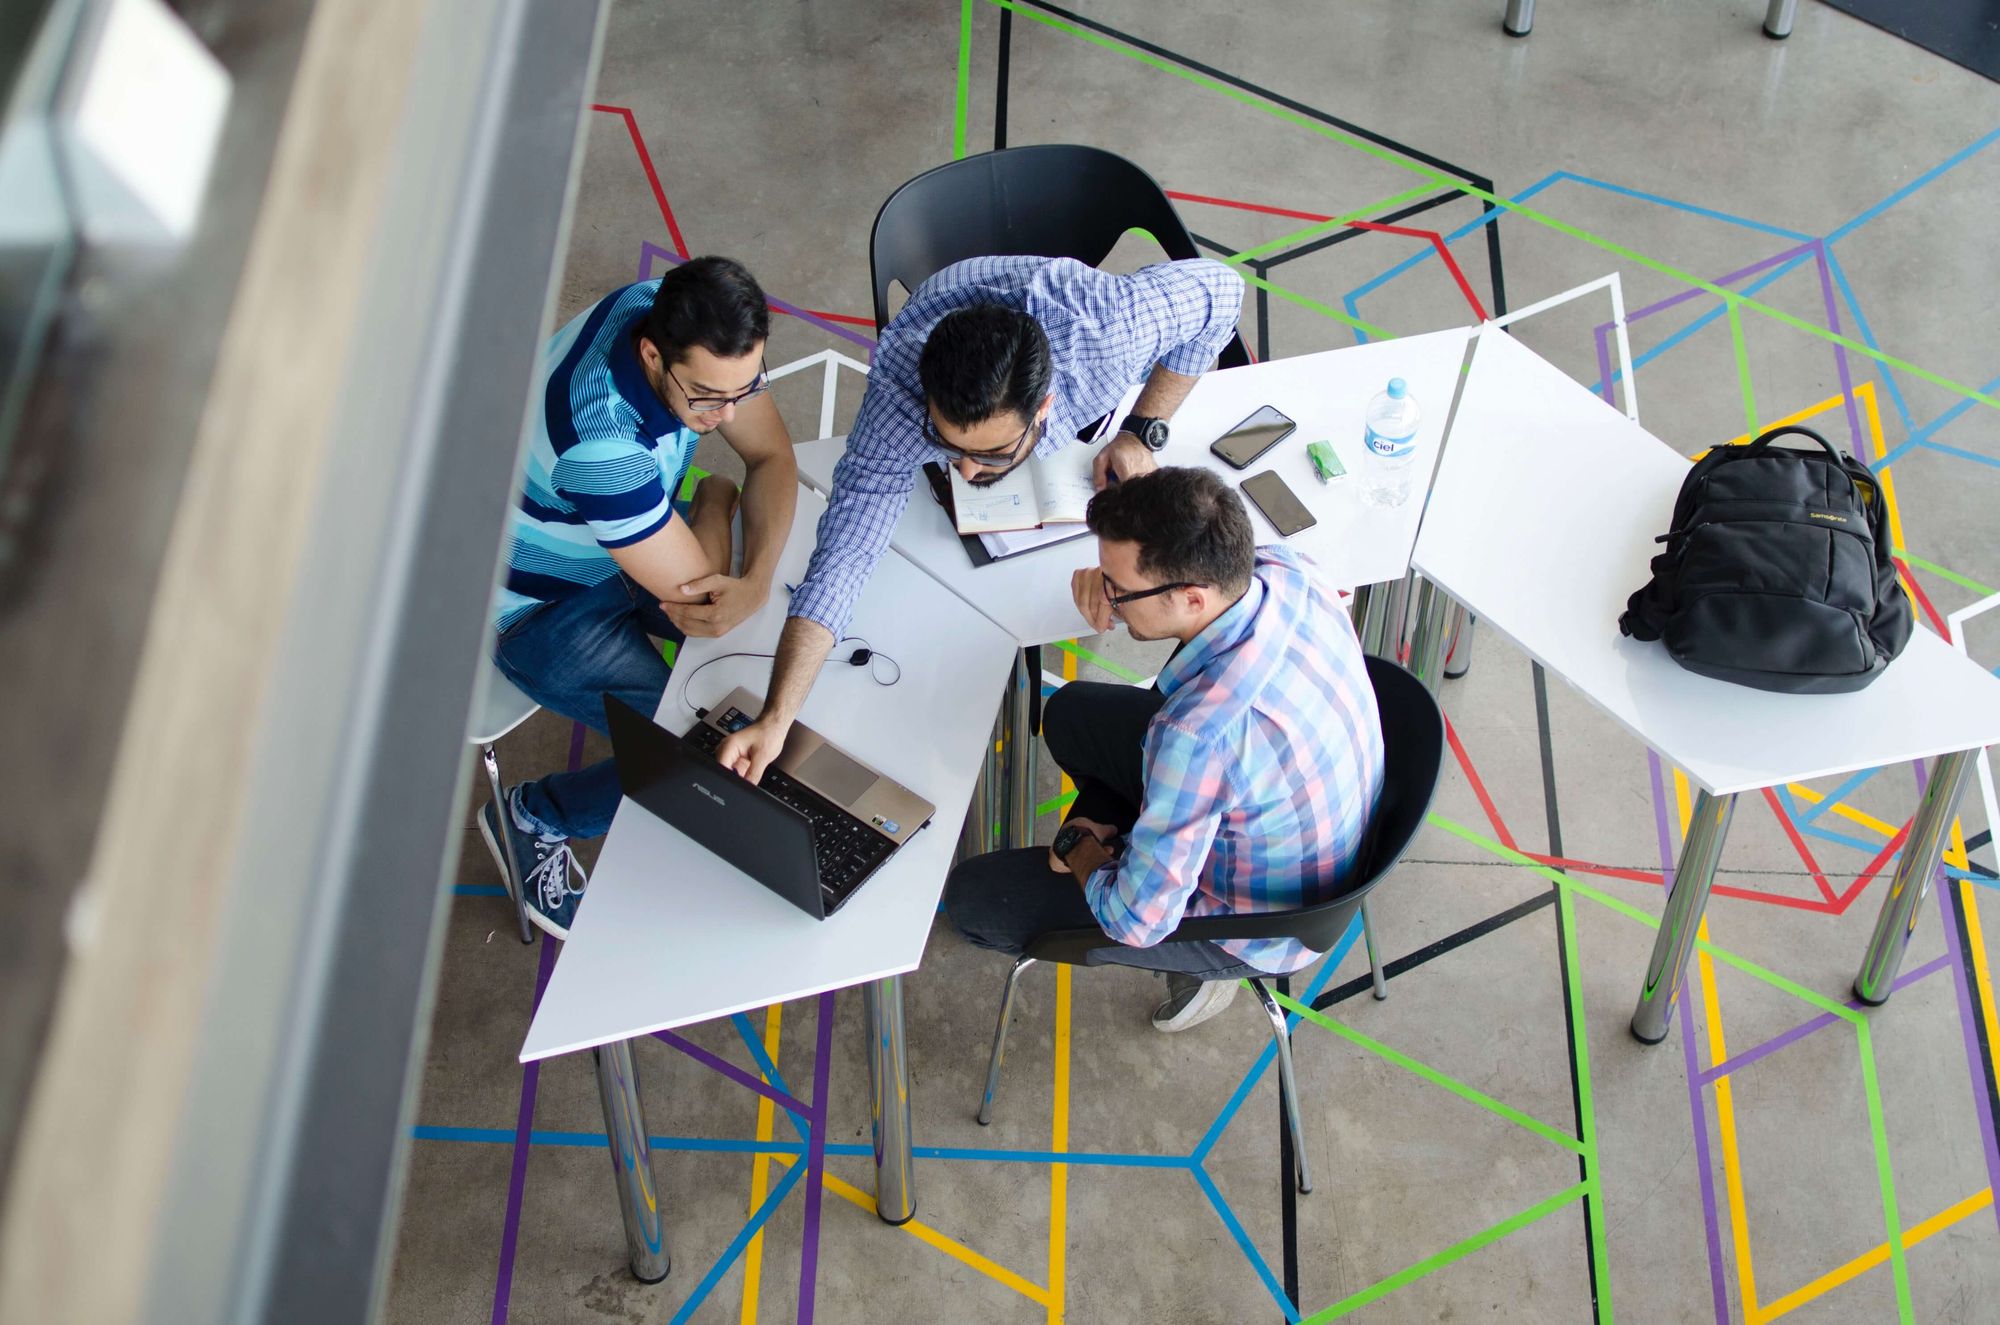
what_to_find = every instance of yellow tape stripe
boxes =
[1756,1188,1993,1321]
[739,1003,784,1324]
[804,1166,1054,1306]
[1699,915,1762,1321]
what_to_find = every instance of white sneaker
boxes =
[1152,972,1240,1032]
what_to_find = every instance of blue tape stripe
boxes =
[411,1126,1190,1168]
[1918,438,2000,471]
[1826,125,2000,243]
[1191,919,1358,1163]
[670,1156,806,1325]
[731,1011,811,1142]
[454,884,508,898]
[1194,1165,1301,1322]
[1552,173,1811,241]
[1795,766,1883,825]
[1823,248,1915,431]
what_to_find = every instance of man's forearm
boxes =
[760,614,835,727]
[736,449,798,587]
[1127,365,1200,424]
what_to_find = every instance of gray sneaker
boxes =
[1152,972,1240,1032]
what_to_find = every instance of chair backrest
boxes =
[1025,656,1444,966]
[869,144,1250,369]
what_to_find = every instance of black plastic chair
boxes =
[973,657,1445,1194]
[868,143,1250,368]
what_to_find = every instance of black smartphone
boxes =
[1209,404,1297,469]
[1241,470,1317,538]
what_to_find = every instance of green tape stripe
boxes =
[1427,813,1858,1021]
[1271,990,1583,1154]
[1856,1021,1914,1323]
[954,0,974,159]
[1239,268,1395,340]
[1302,1182,1590,1322]
[990,0,2000,415]
[1896,551,1997,598]
[1047,639,1147,683]
[1036,788,1078,819]
[1728,301,1757,436]
[1558,881,1613,1323]
[1223,183,1439,264]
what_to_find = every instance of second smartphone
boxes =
[1210,404,1296,469]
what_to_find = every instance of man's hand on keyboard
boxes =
[717,716,788,785]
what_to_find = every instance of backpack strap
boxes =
[1744,424,1840,461]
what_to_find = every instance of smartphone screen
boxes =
[1240,470,1318,538]
[1210,405,1297,469]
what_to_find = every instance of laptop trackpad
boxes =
[795,745,878,806]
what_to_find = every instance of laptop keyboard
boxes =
[683,722,894,905]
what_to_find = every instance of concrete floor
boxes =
[387,2,2000,1321]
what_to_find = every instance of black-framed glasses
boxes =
[922,409,1045,470]
[667,356,770,414]
[1102,573,1203,610]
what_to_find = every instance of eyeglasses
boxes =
[666,357,770,414]
[1101,573,1203,611]
[922,409,1045,470]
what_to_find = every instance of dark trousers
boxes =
[942,682,1262,979]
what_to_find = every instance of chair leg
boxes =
[1249,979,1312,1194]
[481,744,535,945]
[977,957,1036,1125]
[1361,901,1387,1001]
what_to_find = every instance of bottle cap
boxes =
[1386,378,1407,399]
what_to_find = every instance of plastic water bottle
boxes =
[1361,377,1421,509]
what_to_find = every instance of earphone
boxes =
[678,636,902,716]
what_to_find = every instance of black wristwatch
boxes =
[1119,414,1170,451]
[1051,821,1096,862]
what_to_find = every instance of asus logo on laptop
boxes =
[694,783,726,807]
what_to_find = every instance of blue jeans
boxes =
[492,574,682,840]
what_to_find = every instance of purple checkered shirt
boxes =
[1085,546,1386,974]
[787,255,1245,636]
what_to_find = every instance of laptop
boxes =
[605,689,935,919]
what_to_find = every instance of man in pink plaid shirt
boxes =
[944,467,1385,1032]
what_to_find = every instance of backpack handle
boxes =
[1744,424,1840,462]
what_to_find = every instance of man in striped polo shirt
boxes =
[482,256,798,938]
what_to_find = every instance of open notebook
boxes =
[945,437,1105,536]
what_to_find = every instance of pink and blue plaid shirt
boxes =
[1085,546,1385,974]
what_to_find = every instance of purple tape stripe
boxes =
[1594,323,1617,409]
[653,1027,814,1118]
[1650,751,1731,1325]
[639,241,877,352]
[1698,954,1950,1085]
[492,936,561,1325]
[1936,856,2000,1233]
[1809,240,1866,453]
[796,991,837,1324]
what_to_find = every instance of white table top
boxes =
[1413,327,2000,796]
[519,488,1016,1062]
[794,327,1474,645]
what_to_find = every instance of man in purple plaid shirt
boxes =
[712,255,1244,784]
[945,468,1385,1032]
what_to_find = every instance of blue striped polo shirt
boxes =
[493,280,696,632]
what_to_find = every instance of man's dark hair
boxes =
[1086,467,1255,597]
[634,256,770,364]
[918,305,1052,428]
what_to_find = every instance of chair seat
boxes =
[469,655,540,745]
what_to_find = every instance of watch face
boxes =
[1141,419,1169,450]
[1054,824,1087,858]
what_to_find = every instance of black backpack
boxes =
[1618,425,1912,694]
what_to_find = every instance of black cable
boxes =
[678,636,901,716]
